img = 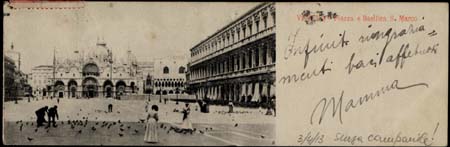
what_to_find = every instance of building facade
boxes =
[4,56,16,100]
[29,42,187,98]
[187,2,276,106]
[153,56,187,95]
[30,65,53,97]
[48,42,143,98]
[4,47,30,100]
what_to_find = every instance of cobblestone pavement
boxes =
[3,97,275,145]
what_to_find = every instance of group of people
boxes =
[35,105,59,127]
[143,101,194,143]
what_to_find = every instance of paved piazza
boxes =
[3,96,275,145]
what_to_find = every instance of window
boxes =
[179,66,185,74]
[163,66,169,74]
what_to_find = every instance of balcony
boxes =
[190,26,275,65]
[188,63,275,84]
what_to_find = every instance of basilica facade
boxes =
[30,41,187,98]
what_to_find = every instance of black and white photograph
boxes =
[3,1,276,146]
[5,1,448,146]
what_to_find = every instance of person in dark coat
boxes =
[35,106,48,127]
[48,105,59,127]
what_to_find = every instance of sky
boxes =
[3,2,259,73]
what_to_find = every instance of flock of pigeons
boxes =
[14,106,269,144]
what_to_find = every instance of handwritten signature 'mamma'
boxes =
[310,79,429,125]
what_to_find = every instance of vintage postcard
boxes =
[2,1,448,146]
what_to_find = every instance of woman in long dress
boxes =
[180,103,193,133]
[144,105,159,143]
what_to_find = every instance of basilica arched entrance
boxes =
[83,77,98,98]
[116,80,126,96]
[103,80,114,98]
[68,80,78,98]
[55,81,65,98]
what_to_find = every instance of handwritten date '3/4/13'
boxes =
[297,131,325,145]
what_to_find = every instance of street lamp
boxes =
[159,86,162,103]
[176,87,180,105]
[14,83,18,104]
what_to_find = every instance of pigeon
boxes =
[95,122,99,125]
[199,130,204,134]
[118,133,123,137]
[260,135,265,139]
[209,127,213,130]
[120,128,124,131]
[205,128,208,131]
[27,137,34,142]
[118,120,121,124]
[31,122,34,126]
[160,124,164,128]
[78,130,82,134]
[117,111,120,114]
[91,127,96,131]
[34,128,38,132]
[127,126,131,129]
[16,121,20,124]
[71,125,75,129]
[120,124,124,128]
[234,123,238,127]
[46,129,50,133]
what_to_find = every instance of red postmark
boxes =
[8,0,85,10]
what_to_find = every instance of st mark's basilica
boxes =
[30,39,187,99]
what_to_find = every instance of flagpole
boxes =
[53,47,56,98]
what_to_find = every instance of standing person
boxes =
[35,106,48,127]
[228,101,234,113]
[144,105,159,143]
[180,103,193,133]
[271,98,276,117]
[47,105,59,127]
[145,101,149,112]
[107,98,114,113]
[57,97,60,103]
